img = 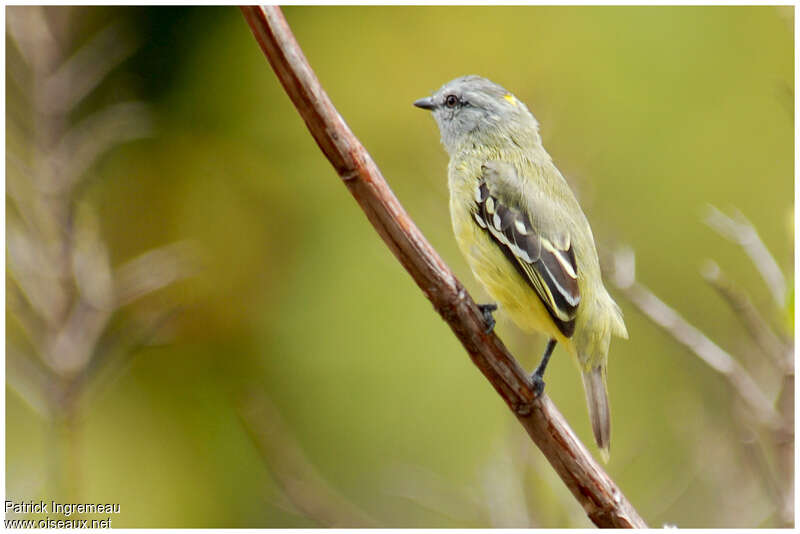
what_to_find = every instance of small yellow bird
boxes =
[415,75,627,456]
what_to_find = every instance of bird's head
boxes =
[414,75,541,155]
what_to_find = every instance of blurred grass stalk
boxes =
[607,207,794,526]
[6,6,196,504]
[237,390,380,527]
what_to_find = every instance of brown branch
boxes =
[240,6,646,528]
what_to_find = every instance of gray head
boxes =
[414,75,541,155]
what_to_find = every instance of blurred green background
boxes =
[6,6,794,528]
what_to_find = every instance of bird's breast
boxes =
[448,173,568,345]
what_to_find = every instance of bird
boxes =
[414,75,628,457]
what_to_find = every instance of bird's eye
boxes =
[445,94,459,108]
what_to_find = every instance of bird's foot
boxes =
[477,303,498,334]
[531,372,545,398]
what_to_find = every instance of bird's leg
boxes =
[477,303,498,333]
[531,339,557,397]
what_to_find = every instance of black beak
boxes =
[413,97,436,110]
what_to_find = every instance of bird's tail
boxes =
[574,289,625,461]
[581,365,610,462]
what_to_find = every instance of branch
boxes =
[240,6,646,528]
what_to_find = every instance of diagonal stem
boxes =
[610,248,784,432]
[705,205,787,307]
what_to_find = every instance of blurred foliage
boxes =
[6,6,793,527]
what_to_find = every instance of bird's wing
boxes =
[473,161,580,337]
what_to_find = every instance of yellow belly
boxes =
[451,197,571,349]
